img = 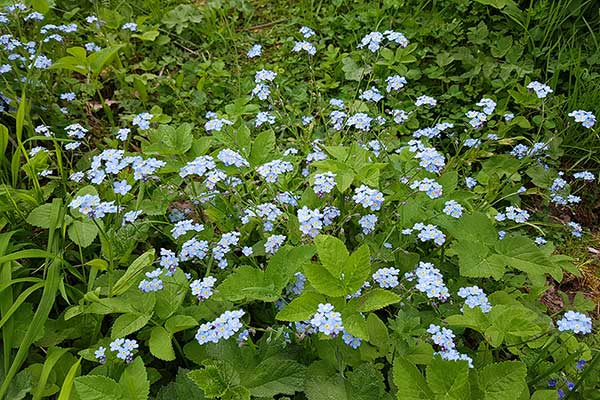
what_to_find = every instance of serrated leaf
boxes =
[111,313,152,338]
[489,236,561,280]
[67,220,99,248]
[188,361,239,398]
[315,235,349,277]
[392,357,434,400]
[275,292,325,321]
[165,315,198,334]
[304,263,346,297]
[149,326,175,361]
[119,357,149,400]
[26,203,54,229]
[426,358,470,400]
[245,359,305,397]
[357,289,401,312]
[74,375,123,400]
[477,361,527,400]
[343,313,369,340]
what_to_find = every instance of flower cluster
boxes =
[457,286,491,313]
[69,194,117,218]
[403,223,446,246]
[109,338,139,363]
[256,159,294,183]
[313,172,337,195]
[495,206,529,223]
[527,81,553,98]
[196,310,245,345]
[358,214,377,234]
[427,325,473,367]
[410,178,443,199]
[443,200,464,218]
[190,276,217,301]
[138,268,163,293]
[405,262,449,301]
[309,303,343,336]
[556,311,592,334]
[372,267,400,288]
[352,185,384,211]
[357,30,408,52]
[171,219,204,239]
[568,110,596,129]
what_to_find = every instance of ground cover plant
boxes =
[0,0,599,398]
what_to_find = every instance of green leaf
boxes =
[448,241,505,279]
[245,358,305,397]
[346,363,387,400]
[356,289,401,312]
[315,235,349,277]
[57,357,81,400]
[74,375,123,400]
[275,292,325,321]
[149,326,175,361]
[392,357,434,400]
[304,263,346,297]
[112,249,155,296]
[477,361,527,400]
[119,357,149,400]
[250,130,276,166]
[489,236,561,280]
[441,212,497,245]
[484,305,541,347]
[366,313,389,348]
[26,204,54,229]
[343,313,369,340]
[89,45,125,78]
[446,306,490,333]
[341,57,366,81]
[165,315,198,334]
[342,244,371,294]
[85,259,108,271]
[426,358,470,400]
[188,361,240,398]
[67,220,99,248]
[218,266,278,301]
[111,313,152,338]
[265,245,315,290]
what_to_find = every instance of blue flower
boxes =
[358,214,377,234]
[443,200,463,218]
[265,234,286,254]
[247,44,262,58]
[310,303,344,336]
[372,267,399,288]
[190,276,217,301]
[527,81,553,98]
[113,180,132,195]
[556,311,591,334]
[195,310,245,345]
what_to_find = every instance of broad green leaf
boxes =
[26,204,54,229]
[74,375,123,400]
[245,359,305,397]
[356,288,401,312]
[111,313,153,338]
[85,259,108,271]
[119,357,149,400]
[341,56,366,81]
[366,313,389,348]
[218,266,277,301]
[426,358,470,400]
[314,235,349,277]
[440,212,497,245]
[67,220,99,248]
[343,313,369,340]
[477,361,527,400]
[446,306,490,333]
[489,236,561,280]
[188,361,240,398]
[265,245,315,290]
[484,305,541,347]
[275,292,325,321]
[341,244,371,294]
[304,263,346,297]
[346,363,387,400]
[392,357,434,400]
[249,130,276,166]
[165,315,198,334]
[448,241,505,279]
[149,326,175,361]
[112,249,155,296]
